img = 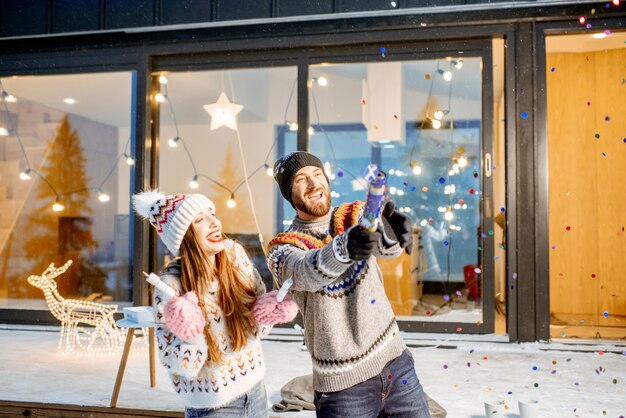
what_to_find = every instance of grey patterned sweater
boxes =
[267,206,406,392]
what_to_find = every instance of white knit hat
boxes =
[132,190,215,256]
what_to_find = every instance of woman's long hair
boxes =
[178,225,257,364]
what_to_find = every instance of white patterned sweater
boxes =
[153,240,271,409]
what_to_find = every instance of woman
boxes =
[132,190,298,418]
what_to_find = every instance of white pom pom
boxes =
[132,190,166,219]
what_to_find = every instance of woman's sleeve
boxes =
[232,242,273,338]
[153,275,209,379]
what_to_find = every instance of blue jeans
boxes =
[184,381,268,418]
[314,349,431,418]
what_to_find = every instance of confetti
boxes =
[388,374,392,380]
[592,274,596,278]
[337,171,343,177]
[552,370,557,374]
[444,241,449,246]
[534,383,539,388]
[380,47,386,57]
[422,186,429,192]
[507,391,513,395]
[456,327,463,332]
[393,114,398,119]
[488,229,494,235]
[474,267,482,274]
[500,207,505,212]
[521,111,528,119]
[579,16,586,24]
[371,299,376,304]
[587,101,591,106]
[566,226,571,231]
[513,273,518,279]
[552,360,557,365]
[605,115,611,122]
[402,379,407,384]
[425,73,431,80]
[550,67,556,72]
[602,152,607,157]
[443,295,450,301]
[459,198,465,205]
[469,188,475,194]
[443,364,448,369]
[595,133,600,139]
[456,290,462,297]
[439,177,446,184]
[552,245,557,250]
[361,99,366,105]
[473,170,478,178]
[481,233,487,238]
[532,365,538,371]
[603,311,609,317]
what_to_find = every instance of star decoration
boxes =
[203,92,244,131]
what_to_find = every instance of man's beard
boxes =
[292,188,331,218]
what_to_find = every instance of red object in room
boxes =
[464,264,481,301]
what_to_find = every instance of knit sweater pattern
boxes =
[154,240,270,409]
[268,206,406,392]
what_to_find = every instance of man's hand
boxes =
[382,201,414,254]
[347,225,382,260]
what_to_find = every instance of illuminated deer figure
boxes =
[27,260,126,355]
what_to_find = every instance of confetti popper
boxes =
[144,272,176,300]
[361,164,387,232]
[275,278,293,302]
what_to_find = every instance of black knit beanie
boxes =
[273,151,328,208]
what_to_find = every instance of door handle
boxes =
[485,153,492,178]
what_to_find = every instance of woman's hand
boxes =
[163,291,206,341]
[253,290,299,326]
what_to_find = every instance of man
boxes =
[267,151,431,417]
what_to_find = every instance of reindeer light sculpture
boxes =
[27,260,145,356]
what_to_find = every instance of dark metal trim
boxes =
[297,63,309,151]
[504,29,518,343]
[513,21,536,342]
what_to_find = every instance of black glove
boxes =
[382,201,414,254]
[346,225,382,260]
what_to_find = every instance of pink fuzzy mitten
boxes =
[253,290,299,326]
[163,291,206,341]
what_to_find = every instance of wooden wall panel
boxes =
[547,49,626,321]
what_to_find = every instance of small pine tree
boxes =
[22,114,101,297]
[209,144,256,234]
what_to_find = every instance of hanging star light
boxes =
[203,92,244,131]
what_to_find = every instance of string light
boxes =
[97,191,111,202]
[226,193,237,208]
[27,260,148,356]
[19,168,32,180]
[159,75,168,84]
[437,69,452,81]
[168,136,180,147]
[458,156,468,168]
[431,118,442,129]
[451,59,463,69]
[189,175,199,189]
[287,121,298,131]
[1,80,136,209]
[0,127,8,136]
[154,93,167,103]
[411,161,422,175]
[444,206,454,221]
[63,98,76,105]
[433,109,445,120]
[52,199,65,212]
[125,154,135,165]
[1,90,17,102]
[265,164,274,177]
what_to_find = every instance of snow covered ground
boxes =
[0,326,624,417]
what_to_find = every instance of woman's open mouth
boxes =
[207,227,222,243]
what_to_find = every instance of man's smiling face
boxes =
[290,165,331,220]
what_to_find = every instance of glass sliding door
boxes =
[297,43,498,334]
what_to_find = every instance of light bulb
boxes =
[453,59,463,69]
[308,126,315,136]
[226,195,237,208]
[189,176,199,189]
[155,93,166,103]
[265,164,274,177]
[444,207,454,221]
[52,201,65,212]
[287,121,298,131]
[2,92,17,102]
[431,118,442,129]
[125,156,135,165]
[444,71,452,81]
[168,137,179,147]
[316,76,328,87]
[19,169,32,180]
[63,98,76,104]
[98,192,110,202]
[433,109,445,120]
[159,75,168,84]
[0,127,8,136]
[412,164,422,175]
[458,156,467,168]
